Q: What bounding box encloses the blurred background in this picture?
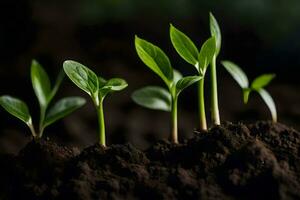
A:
[0,0,299,153]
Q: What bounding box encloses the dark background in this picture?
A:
[0,0,299,153]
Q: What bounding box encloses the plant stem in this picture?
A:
[171,96,178,143]
[97,98,106,147]
[198,78,207,130]
[27,121,37,138]
[210,55,220,125]
[38,106,46,138]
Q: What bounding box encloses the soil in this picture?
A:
[0,121,299,200]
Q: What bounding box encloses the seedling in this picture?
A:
[221,60,277,122]
[132,36,201,143]
[0,60,86,138]
[63,60,128,147]
[170,24,216,130]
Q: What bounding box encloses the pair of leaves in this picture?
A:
[170,13,220,75]
[221,61,275,93]
[132,75,201,112]
[63,60,128,105]
[221,60,277,122]
[0,95,86,130]
[132,72,201,112]
[170,25,216,75]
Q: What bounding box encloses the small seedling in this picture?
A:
[0,60,86,138]
[63,60,128,147]
[132,36,201,143]
[170,24,216,130]
[221,60,277,122]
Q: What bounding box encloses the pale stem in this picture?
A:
[211,55,220,125]
[27,120,37,138]
[38,106,46,138]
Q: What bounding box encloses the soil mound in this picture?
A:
[1,121,299,199]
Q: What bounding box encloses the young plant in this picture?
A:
[221,60,277,122]
[132,36,201,143]
[170,24,216,130]
[0,60,86,138]
[63,60,128,147]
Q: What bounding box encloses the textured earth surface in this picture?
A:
[0,121,299,200]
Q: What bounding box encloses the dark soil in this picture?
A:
[0,121,299,200]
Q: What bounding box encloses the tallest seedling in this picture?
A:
[170,12,221,129]
[209,12,222,125]
[170,25,216,130]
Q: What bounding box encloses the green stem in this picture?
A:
[210,55,220,125]
[97,98,106,147]
[171,96,178,143]
[38,106,46,138]
[198,78,207,130]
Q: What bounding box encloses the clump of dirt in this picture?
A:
[0,121,299,200]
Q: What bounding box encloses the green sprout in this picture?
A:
[132,36,201,143]
[0,60,86,138]
[63,60,128,147]
[170,24,216,131]
[221,60,277,122]
[209,12,222,125]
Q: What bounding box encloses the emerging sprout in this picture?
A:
[132,36,201,143]
[221,60,277,122]
[0,60,86,138]
[63,60,128,147]
[170,24,216,130]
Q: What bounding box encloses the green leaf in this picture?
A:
[104,78,128,91]
[63,60,99,98]
[31,60,52,107]
[257,89,277,122]
[221,60,249,89]
[135,36,173,86]
[132,86,171,112]
[170,24,199,66]
[209,12,222,55]
[176,76,202,95]
[44,97,86,127]
[198,37,216,74]
[0,95,32,124]
[100,78,128,97]
[251,74,276,90]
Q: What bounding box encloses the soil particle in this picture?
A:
[0,121,299,199]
